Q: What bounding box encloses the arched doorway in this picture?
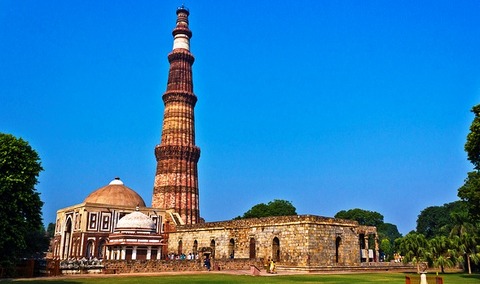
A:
[210,239,216,259]
[62,218,72,259]
[178,240,183,256]
[272,237,280,262]
[249,238,256,259]
[98,239,106,259]
[193,240,198,255]
[86,240,94,258]
[228,238,235,258]
[74,238,81,257]
[335,236,342,264]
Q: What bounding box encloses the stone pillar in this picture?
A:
[157,248,162,260]
[121,246,126,260]
[147,246,152,260]
[132,246,137,260]
[375,235,379,263]
[365,235,369,264]
[106,247,110,260]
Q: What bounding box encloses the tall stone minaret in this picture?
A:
[152,6,201,224]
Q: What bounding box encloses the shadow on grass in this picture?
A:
[459,273,480,280]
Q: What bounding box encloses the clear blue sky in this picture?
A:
[1,1,479,235]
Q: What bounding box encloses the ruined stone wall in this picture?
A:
[167,215,370,268]
[104,259,263,274]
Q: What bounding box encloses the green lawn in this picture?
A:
[5,272,480,284]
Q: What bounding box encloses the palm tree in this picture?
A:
[398,232,429,273]
[428,236,455,273]
[449,209,480,274]
[451,233,480,274]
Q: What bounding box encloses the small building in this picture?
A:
[106,210,165,260]
[167,215,378,269]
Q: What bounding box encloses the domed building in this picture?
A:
[51,178,169,260]
[106,210,165,260]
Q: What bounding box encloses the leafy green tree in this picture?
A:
[458,171,480,222]
[236,199,296,219]
[459,104,480,222]
[449,209,476,238]
[465,104,480,169]
[47,222,56,238]
[416,201,467,238]
[377,223,402,261]
[0,133,44,270]
[23,226,50,259]
[379,238,392,261]
[378,223,402,243]
[334,208,384,227]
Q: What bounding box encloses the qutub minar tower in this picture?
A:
[51,7,382,271]
[152,6,201,224]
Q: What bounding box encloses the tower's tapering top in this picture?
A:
[177,5,189,16]
[172,5,192,51]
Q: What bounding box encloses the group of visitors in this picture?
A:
[166,252,199,260]
[265,258,276,273]
[203,256,211,271]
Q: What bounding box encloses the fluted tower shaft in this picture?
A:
[152,6,200,224]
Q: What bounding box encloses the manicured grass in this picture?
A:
[6,272,480,284]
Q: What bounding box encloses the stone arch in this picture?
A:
[335,236,342,264]
[73,238,80,257]
[228,238,235,258]
[86,240,94,258]
[71,238,76,257]
[98,239,107,259]
[249,237,256,259]
[210,239,216,259]
[193,240,198,255]
[62,217,73,259]
[178,240,183,255]
[272,237,280,262]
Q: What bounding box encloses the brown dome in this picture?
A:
[84,178,146,207]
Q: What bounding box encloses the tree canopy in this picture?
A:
[465,105,480,170]
[235,199,297,219]
[334,208,384,227]
[416,201,467,239]
[0,133,44,267]
[459,104,480,222]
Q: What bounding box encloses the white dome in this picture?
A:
[116,211,156,231]
[109,178,124,185]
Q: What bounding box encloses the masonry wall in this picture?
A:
[104,259,263,274]
[167,215,371,268]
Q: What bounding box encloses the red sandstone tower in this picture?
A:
[152,6,201,224]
